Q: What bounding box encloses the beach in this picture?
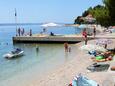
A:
[0,0,115,85]
[1,32,114,86]
[28,37,115,86]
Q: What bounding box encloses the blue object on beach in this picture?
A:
[77,75,98,86]
[72,79,77,86]
[88,51,97,56]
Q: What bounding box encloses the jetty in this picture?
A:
[12,33,115,44]
[12,34,92,43]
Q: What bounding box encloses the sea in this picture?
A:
[0,24,83,85]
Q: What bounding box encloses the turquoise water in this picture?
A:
[0,24,82,82]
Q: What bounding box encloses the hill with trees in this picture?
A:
[74,0,115,26]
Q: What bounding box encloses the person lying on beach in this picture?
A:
[91,51,113,62]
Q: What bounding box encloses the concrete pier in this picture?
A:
[13,33,115,43]
[13,34,94,43]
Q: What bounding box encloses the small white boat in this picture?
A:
[3,48,24,59]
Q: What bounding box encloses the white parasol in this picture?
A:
[80,44,107,52]
[96,38,112,45]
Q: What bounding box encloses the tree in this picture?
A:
[74,16,84,24]
[74,0,115,26]
[103,0,115,25]
[82,11,89,17]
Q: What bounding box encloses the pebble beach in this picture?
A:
[1,31,114,86]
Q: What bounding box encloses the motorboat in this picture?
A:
[3,48,24,59]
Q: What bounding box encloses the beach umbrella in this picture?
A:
[41,22,59,28]
[80,44,107,52]
[96,39,112,45]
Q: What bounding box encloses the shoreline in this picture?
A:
[27,33,115,86]
[30,37,115,86]
[1,32,115,86]
[26,32,115,86]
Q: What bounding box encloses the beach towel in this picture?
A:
[95,56,104,60]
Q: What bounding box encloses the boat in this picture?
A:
[3,48,24,59]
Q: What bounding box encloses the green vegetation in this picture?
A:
[74,0,115,26]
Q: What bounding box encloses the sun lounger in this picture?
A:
[87,63,110,72]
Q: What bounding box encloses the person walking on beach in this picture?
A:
[64,42,69,52]
[82,28,88,45]
[93,26,96,38]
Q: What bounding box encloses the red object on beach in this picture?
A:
[108,56,112,61]
[68,81,72,86]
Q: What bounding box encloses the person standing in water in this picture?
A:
[64,42,69,52]
[36,46,39,52]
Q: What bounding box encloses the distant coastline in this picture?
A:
[0,23,66,26]
[0,23,41,26]
[64,24,79,27]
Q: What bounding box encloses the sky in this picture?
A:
[0,0,103,23]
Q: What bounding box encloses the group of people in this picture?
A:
[82,26,96,45]
[16,28,25,36]
[64,26,96,52]
[16,28,32,36]
[89,49,114,62]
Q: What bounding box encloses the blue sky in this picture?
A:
[0,0,103,23]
